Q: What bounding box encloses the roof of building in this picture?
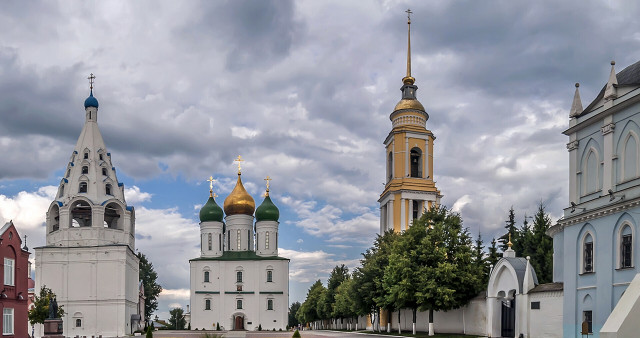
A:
[84,90,99,108]
[255,194,279,222]
[190,251,288,262]
[528,282,564,294]
[200,195,224,222]
[501,257,538,293]
[581,60,640,115]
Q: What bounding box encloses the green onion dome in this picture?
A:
[199,195,224,222]
[255,192,279,222]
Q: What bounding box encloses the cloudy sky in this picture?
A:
[1,0,639,319]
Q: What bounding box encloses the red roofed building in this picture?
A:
[0,221,30,337]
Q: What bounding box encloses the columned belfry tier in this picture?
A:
[379,10,442,235]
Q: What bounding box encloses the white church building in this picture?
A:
[34,79,141,337]
[189,168,289,331]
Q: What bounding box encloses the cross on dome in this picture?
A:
[207,176,216,197]
[234,155,244,174]
[88,73,95,90]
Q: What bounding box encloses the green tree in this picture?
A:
[473,232,489,285]
[288,301,301,328]
[487,237,501,268]
[499,206,517,251]
[518,214,536,258]
[297,280,325,325]
[168,307,186,330]
[333,277,357,329]
[531,202,554,283]
[138,252,163,321]
[319,264,349,322]
[401,206,483,334]
[146,325,153,338]
[28,286,65,326]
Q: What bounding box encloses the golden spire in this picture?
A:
[402,9,415,85]
[207,176,215,197]
[508,232,513,248]
[234,155,244,174]
[264,175,272,197]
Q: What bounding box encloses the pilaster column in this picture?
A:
[567,139,579,203]
[424,139,429,178]
[602,118,615,194]
[408,199,414,226]
[400,198,406,231]
[387,200,394,232]
[405,137,409,177]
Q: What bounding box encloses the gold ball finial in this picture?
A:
[507,232,513,248]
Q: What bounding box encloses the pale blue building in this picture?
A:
[549,60,640,337]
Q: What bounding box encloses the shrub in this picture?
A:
[146,325,153,338]
[292,329,301,338]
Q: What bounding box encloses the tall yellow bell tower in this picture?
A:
[379,11,441,234]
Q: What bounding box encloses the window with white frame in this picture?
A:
[4,258,14,286]
[205,299,211,310]
[2,308,13,335]
[621,225,633,268]
[75,318,82,327]
[267,270,273,282]
[236,271,243,283]
[267,299,274,310]
[204,271,210,283]
[237,299,243,309]
[583,233,594,273]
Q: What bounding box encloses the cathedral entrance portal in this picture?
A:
[234,315,244,330]
[500,298,515,337]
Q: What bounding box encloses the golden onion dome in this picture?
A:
[394,98,425,112]
[223,173,255,216]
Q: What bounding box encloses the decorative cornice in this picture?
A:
[601,122,616,135]
[549,197,640,236]
[566,140,579,151]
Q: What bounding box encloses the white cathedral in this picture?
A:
[189,168,289,331]
[34,80,142,337]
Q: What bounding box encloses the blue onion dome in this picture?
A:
[199,195,224,222]
[255,190,279,222]
[84,90,99,108]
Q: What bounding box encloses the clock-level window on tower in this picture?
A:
[410,148,422,178]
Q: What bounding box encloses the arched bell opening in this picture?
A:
[70,200,92,227]
[104,202,124,230]
[48,204,60,233]
[410,147,422,178]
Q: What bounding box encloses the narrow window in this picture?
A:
[105,184,112,195]
[102,167,107,176]
[237,299,243,309]
[267,299,274,310]
[219,233,222,251]
[237,230,241,250]
[410,148,422,178]
[208,233,212,251]
[76,318,82,327]
[256,233,259,250]
[59,185,64,198]
[248,229,250,249]
[205,299,211,310]
[228,231,230,250]
[3,258,14,286]
[84,152,89,159]
[99,154,103,161]
[267,270,273,282]
[584,234,594,273]
[2,308,13,335]
[583,311,593,334]
[412,200,419,220]
[265,232,270,250]
[66,169,71,178]
[82,166,89,174]
[387,152,393,182]
[204,271,210,283]
[236,271,243,283]
[622,226,633,268]
[79,182,88,193]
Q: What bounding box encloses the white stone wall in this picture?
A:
[34,245,139,337]
[528,291,563,338]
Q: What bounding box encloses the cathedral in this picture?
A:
[34,78,142,337]
[189,163,289,331]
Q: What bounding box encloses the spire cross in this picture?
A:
[213,193,218,198]
[234,155,244,174]
[88,73,95,90]
[406,8,412,23]
[207,176,216,197]
[264,176,272,191]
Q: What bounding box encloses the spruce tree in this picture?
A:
[473,232,489,285]
[487,238,501,268]
[499,206,517,251]
[531,202,554,283]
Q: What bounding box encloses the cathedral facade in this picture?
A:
[189,169,289,331]
[34,83,141,337]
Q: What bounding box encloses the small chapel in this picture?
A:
[188,163,289,331]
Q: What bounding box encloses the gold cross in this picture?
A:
[234,155,244,174]
[88,73,95,90]
[406,8,412,23]
[264,176,272,190]
[206,176,216,196]
[213,193,218,198]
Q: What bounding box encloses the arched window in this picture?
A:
[102,167,107,176]
[82,166,89,174]
[79,182,88,193]
[265,232,270,250]
[387,152,393,182]
[412,200,419,220]
[236,271,243,283]
[410,147,422,178]
[83,152,89,159]
[104,202,123,229]
[204,271,210,283]
[267,270,273,282]
[267,299,274,310]
[99,154,103,161]
[621,225,633,268]
[623,134,639,181]
[583,233,594,273]
[76,319,82,327]
[585,150,599,194]
[237,299,243,309]
[208,233,212,251]
[205,299,211,310]
[105,184,112,195]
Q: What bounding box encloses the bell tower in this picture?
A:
[379,11,441,234]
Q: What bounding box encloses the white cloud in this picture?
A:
[124,186,152,204]
[280,248,359,283]
[0,186,57,249]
